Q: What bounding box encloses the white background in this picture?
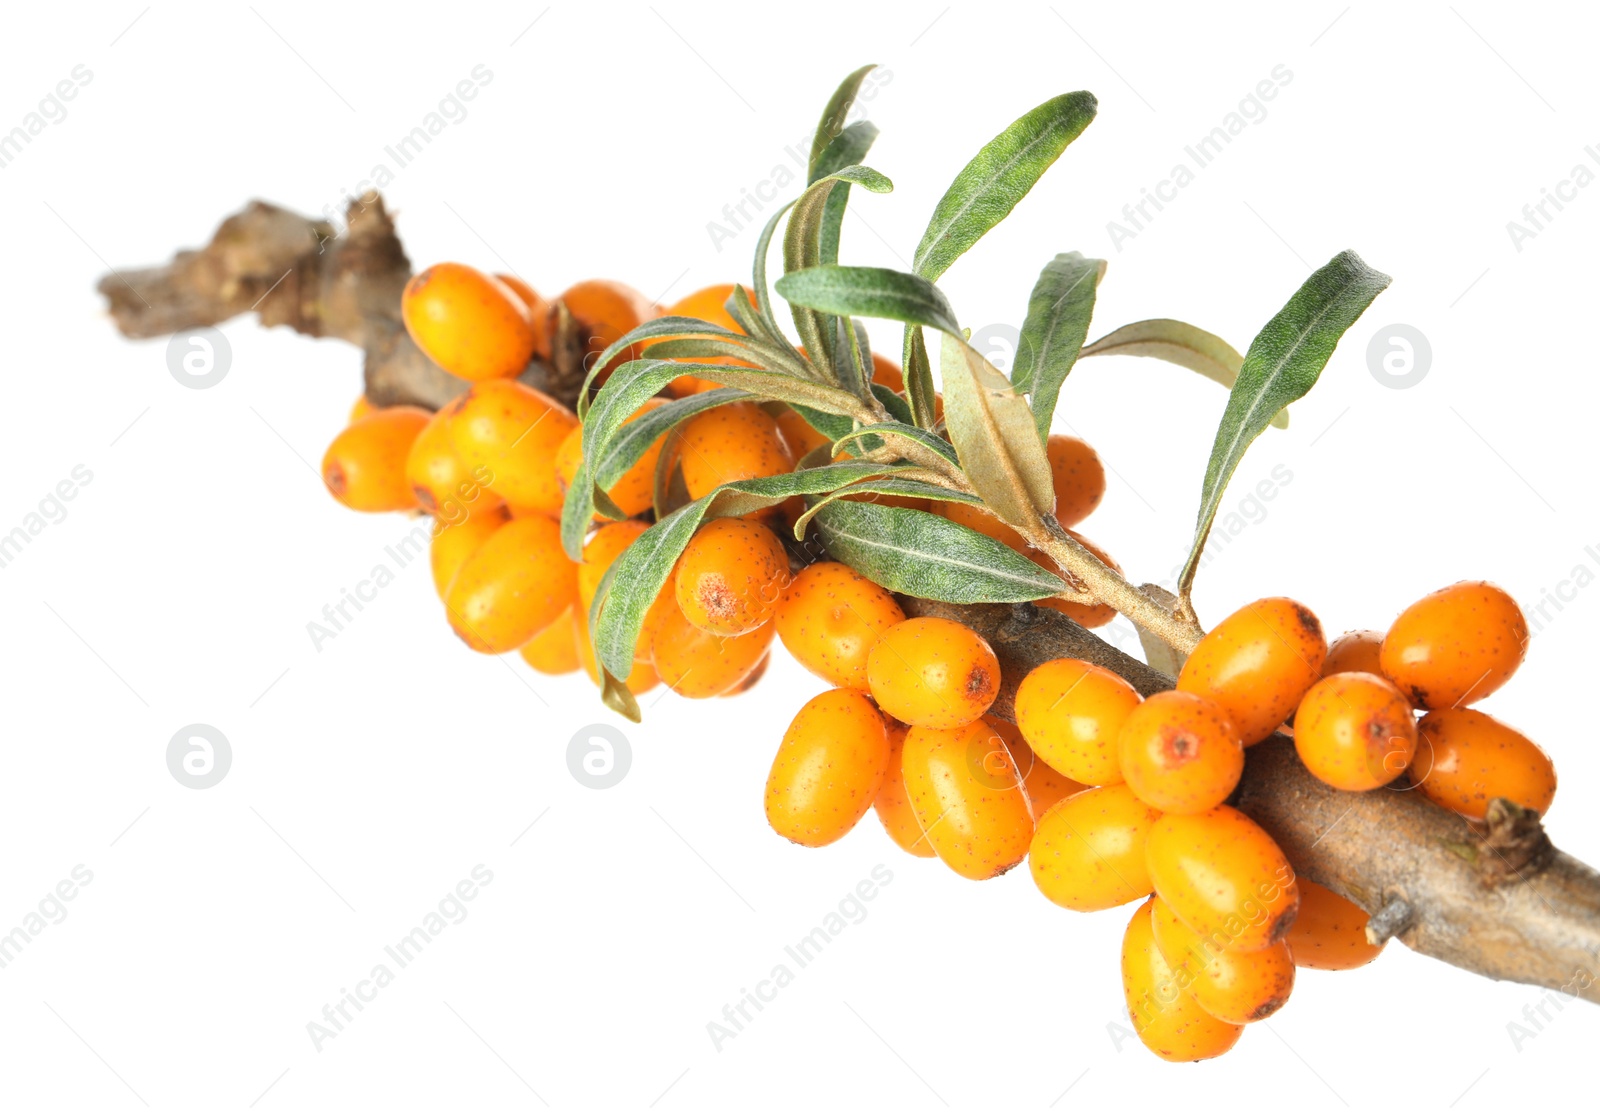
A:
[1,2,1596,1110]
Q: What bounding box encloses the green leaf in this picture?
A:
[1012,252,1105,442]
[1180,251,1391,594]
[816,123,879,273]
[938,332,1056,529]
[903,327,937,429]
[1079,318,1289,430]
[593,461,911,677]
[753,199,798,335]
[575,316,744,419]
[791,475,980,538]
[776,265,962,337]
[815,120,880,184]
[912,91,1098,282]
[593,387,749,489]
[869,383,915,427]
[809,64,878,181]
[832,421,957,464]
[811,500,1066,603]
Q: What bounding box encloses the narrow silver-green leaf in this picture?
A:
[776,265,962,337]
[593,461,910,678]
[809,64,878,180]
[903,327,937,429]
[1012,252,1105,442]
[869,383,915,427]
[939,332,1056,530]
[593,387,749,489]
[832,421,957,464]
[1180,251,1391,594]
[791,475,980,538]
[811,500,1066,603]
[575,316,743,419]
[753,199,798,335]
[912,91,1098,282]
[1079,318,1289,429]
[817,122,880,268]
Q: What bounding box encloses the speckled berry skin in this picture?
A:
[1121,898,1243,1062]
[322,407,431,513]
[649,596,774,698]
[446,514,577,654]
[1178,597,1326,745]
[677,402,794,500]
[1028,783,1159,912]
[866,617,1000,729]
[1322,628,1385,678]
[1150,894,1295,1024]
[442,379,577,515]
[1045,433,1106,527]
[765,688,892,847]
[674,517,790,636]
[1285,879,1383,971]
[1014,658,1141,786]
[402,262,536,382]
[902,719,1034,879]
[1117,690,1244,814]
[1145,805,1300,953]
[775,561,905,689]
[1294,672,1417,791]
[1409,708,1556,819]
[872,718,935,857]
[1380,581,1528,709]
[553,398,667,518]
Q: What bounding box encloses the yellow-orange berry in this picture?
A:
[573,605,659,695]
[1323,629,1385,678]
[442,379,578,515]
[1285,880,1383,971]
[1409,708,1557,819]
[1150,894,1294,1024]
[1380,581,1528,709]
[675,517,790,636]
[559,278,658,379]
[1028,783,1159,912]
[765,688,892,847]
[349,396,374,423]
[1146,806,1299,952]
[1121,898,1244,1062]
[1118,690,1243,814]
[1294,672,1417,791]
[553,398,668,518]
[1014,658,1140,786]
[402,263,535,382]
[429,505,511,600]
[1178,597,1325,745]
[775,406,832,462]
[901,720,1034,880]
[494,274,550,360]
[445,514,577,654]
[867,617,1000,729]
[322,406,431,512]
[775,561,905,689]
[518,608,581,675]
[872,719,935,857]
[406,406,502,521]
[578,520,648,619]
[1046,434,1105,528]
[678,402,794,500]
[991,719,1087,819]
[650,598,775,698]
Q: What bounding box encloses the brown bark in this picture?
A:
[100,196,1600,1006]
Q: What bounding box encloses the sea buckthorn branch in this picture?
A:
[902,595,1600,1005]
[103,196,1600,1004]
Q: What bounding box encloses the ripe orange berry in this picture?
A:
[1032,531,1121,629]
[1323,629,1385,678]
[901,719,1034,880]
[674,517,790,636]
[429,505,511,600]
[765,688,892,847]
[441,379,578,515]
[578,520,648,618]
[1409,708,1557,819]
[406,406,502,521]
[1046,434,1105,528]
[445,514,577,654]
[553,398,668,519]
[493,274,550,359]
[1146,806,1299,952]
[1178,597,1326,745]
[559,278,657,379]
[649,598,775,698]
[774,407,832,462]
[1285,879,1383,970]
[1121,898,1244,1062]
[1118,690,1243,814]
[656,283,758,396]
[1294,672,1417,791]
[573,605,659,695]
[774,561,906,690]
[1380,581,1528,709]
[1014,658,1141,786]
[349,396,374,423]
[322,406,431,512]
[721,651,771,696]
[867,617,1000,729]
[1028,783,1159,912]
[1150,894,1295,1024]
[992,719,1087,819]
[872,719,935,857]
[677,402,794,501]
[402,263,535,382]
[518,608,581,675]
